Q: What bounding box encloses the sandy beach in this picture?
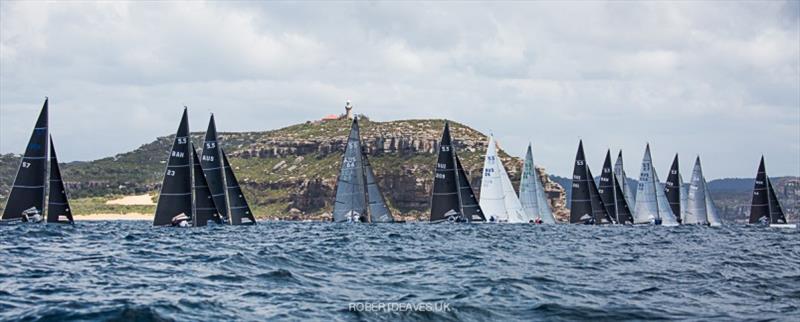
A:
[105,194,155,206]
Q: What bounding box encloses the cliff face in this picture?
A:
[0,117,568,220]
[222,118,568,220]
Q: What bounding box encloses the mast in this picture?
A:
[153,108,193,226]
[2,98,48,221]
[587,166,612,224]
[614,150,636,207]
[598,150,618,222]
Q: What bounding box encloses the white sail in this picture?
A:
[519,144,539,221]
[685,157,709,225]
[498,158,527,223]
[614,151,636,210]
[633,145,659,224]
[479,136,508,222]
[679,175,688,223]
[704,177,722,226]
[534,167,556,224]
[653,169,679,226]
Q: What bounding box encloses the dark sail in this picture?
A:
[192,143,221,227]
[153,108,193,226]
[362,152,394,223]
[332,118,368,222]
[767,178,787,224]
[430,122,463,222]
[598,150,631,224]
[664,154,682,223]
[749,156,770,224]
[570,141,593,224]
[46,138,73,224]
[2,98,48,220]
[222,149,256,225]
[456,156,485,222]
[200,114,228,223]
[587,166,613,224]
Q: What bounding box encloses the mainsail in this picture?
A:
[191,143,220,227]
[570,141,611,224]
[685,157,709,225]
[749,156,788,225]
[633,144,678,225]
[519,144,555,223]
[332,118,368,222]
[363,151,394,223]
[2,99,48,221]
[222,149,256,225]
[46,138,73,224]
[480,136,508,222]
[598,150,633,224]
[614,150,636,208]
[430,122,484,223]
[200,114,229,223]
[153,108,193,226]
[664,154,682,223]
[498,153,526,223]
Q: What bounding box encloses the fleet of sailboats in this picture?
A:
[1,100,795,228]
[152,109,256,227]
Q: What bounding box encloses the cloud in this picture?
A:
[1,1,798,179]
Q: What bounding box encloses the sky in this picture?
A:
[1,1,798,179]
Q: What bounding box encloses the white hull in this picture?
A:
[770,224,797,229]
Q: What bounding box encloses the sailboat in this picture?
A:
[2,98,73,224]
[332,118,395,223]
[569,141,614,224]
[632,144,679,226]
[199,115,255,226]
[664,154,683,224]
[153,108,194,227]
[430,122,486,223]
[598,150,634,224]
[749,156,793,228]
[685,156,722,226]
[614,150,636,209]
[479,136,526,223]
[519,144,556,224]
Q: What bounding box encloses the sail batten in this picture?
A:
[665,154,682,223]
[2,99,49,221]
[685,157,709,225]
[363,151,394,223]
[570,141,610,224]
[598,150,633,224]
[519,144,556,223]
[633,144,678,225]
[430,122,483,223]
[332,118,368,222]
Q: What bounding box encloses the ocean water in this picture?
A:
[0,222,798,322]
